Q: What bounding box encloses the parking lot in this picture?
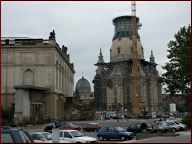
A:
[25,118,191,143]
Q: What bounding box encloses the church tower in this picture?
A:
[110,15,144,62]
[93,15,161,114]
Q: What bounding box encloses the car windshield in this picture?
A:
[116,127,125,132]
[70,131,84,137]
[42,133,52,140]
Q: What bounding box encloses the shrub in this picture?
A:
[2,107,14,123]
[182,115,191,128]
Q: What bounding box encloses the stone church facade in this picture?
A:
[1,30,75,123]
[93,15,162,114]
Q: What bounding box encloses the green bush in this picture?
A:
[182,115,191,128]
[2,107,14,123]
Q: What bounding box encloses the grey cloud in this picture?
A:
[2,2,191,90]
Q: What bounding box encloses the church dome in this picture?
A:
[75,76,91,92]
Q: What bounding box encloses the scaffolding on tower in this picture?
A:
[132,1,139,114]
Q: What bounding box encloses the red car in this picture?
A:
[60,122,81,131]
[44,122,81,133]
[82,123,101,132]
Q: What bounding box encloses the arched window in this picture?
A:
[23,69,34,85]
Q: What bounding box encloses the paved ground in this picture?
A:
[132,131,191,143]
[25,118,191,143]
[26,118,156,131]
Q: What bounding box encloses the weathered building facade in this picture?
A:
[1,30,75,123]
[93,16,161,114]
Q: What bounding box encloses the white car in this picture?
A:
[166,121,181,132]
[30,132,71,143]
[167,120,187,131]
[59,130,98,143]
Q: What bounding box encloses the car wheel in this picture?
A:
[171,128,176,132]
[98,136,104,141]
[121,136,126,141]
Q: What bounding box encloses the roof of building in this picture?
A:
[75,76,91,92]
[112,15,139,23]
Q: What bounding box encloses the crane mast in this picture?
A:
[132,1,139,113]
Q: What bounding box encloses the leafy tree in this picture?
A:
[161,25,191,111]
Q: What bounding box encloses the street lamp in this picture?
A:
[116,103,121,122]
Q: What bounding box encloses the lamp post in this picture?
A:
[116,103,121,122]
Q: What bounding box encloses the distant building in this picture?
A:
[161,94,186,112]
[64,76,95,121]
[93,15,162,114]
[1,30,75,123]
[75,76,94,104]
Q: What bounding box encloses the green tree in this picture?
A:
[161,25,191,111]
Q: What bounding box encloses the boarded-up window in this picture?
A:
[23,70,34,85]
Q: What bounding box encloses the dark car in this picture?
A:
[97,126,134,141]
[44,122,61,133]
[1,126,34,143]
[127,123,147,135]
[82,123,101,132]
[124,114,134,119]
[111,114,124,120]
[104,115,110,120]
[44,122,81,133]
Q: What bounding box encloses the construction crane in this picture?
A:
[132,1,139,113]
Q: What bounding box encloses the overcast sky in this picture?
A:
[2,1,191,91]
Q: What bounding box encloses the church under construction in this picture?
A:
[93,15,162,115]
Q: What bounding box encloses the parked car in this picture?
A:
[30,132,52,143]
[146,122,169,132]
[82,123,101,132]
[44,122,62,133]
[97,126,134,141]
[156,121,169,132]
[104,115,111,120]
[166,121,181,132]
[166,120,187,131]
[1,126,34,143]
[124,114,134,119]
[111,114,124,119]
[156,112,170,118]
[127,123,147,135]
[59,122,81,131]
[59,130,98,143]
[44,122,81,133]
[167,117,176,120]
[30,132,71,143]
